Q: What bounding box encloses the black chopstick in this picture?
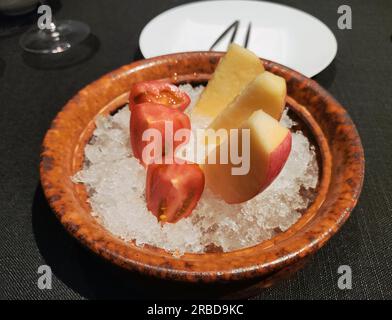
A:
[209,20,239,51]
[244,22,252,48]
[209,20,252,50]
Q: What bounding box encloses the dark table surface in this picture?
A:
[1,0,391,300]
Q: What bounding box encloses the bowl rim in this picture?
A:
[40,51,365,282]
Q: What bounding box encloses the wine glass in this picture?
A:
[19,1,90,54]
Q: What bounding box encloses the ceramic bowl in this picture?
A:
[40,52,364,285]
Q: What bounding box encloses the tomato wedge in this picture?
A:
[146,162,205,223]
[129,80,191,112]
[130,102,191,166]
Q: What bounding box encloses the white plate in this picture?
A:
[139,0,337,77]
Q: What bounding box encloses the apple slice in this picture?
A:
[203,110,291,204]
[193,43,265,118]
[208,71,287,134]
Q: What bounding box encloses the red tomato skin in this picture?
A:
[129,80,191,112]
[130,103,191,166]
[146,163,205,223]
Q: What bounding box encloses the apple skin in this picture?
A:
[259,131,292,195]
[203,126,292,204]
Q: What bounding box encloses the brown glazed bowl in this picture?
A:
[40,52,364,287]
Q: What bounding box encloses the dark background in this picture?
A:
[0,0,391,300]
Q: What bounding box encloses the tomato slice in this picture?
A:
[129,80,191,112]
[130,102,191,166]
[146,162,205,223]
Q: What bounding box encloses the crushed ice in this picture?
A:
[72,84,318,254]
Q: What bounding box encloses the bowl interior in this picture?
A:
[40,52,364,282]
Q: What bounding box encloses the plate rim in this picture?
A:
[139,0,338,77]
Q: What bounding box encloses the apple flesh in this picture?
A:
[203,110,292,204]
[193,43,265,118]
[208,71,287,134]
